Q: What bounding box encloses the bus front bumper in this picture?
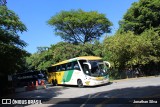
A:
[84,78,109,86]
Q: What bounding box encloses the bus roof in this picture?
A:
[52,56,102,66]
[77,56,102,60]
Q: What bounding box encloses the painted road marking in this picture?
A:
[80,93,102,107]
[80,94,92,107]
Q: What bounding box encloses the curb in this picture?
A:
[111,75,159,82]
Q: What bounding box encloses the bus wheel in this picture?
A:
[77,79,84,88]
[52,80,55,86]
[55,80,58,86]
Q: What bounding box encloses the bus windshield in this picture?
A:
[88,60,108,77]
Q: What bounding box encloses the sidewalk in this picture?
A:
[111,75,160,82]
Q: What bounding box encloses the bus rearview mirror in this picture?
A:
[83,62,91,69]
[103,61,111,68]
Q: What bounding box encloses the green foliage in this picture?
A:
[0,6,27,47]
[119,0,160,34]
[26,0,160,78]
[103,29,160,71]
[48,9,112,44]
[104,32,134,69]
[26,41,104,70]
[0,0,7,6]
[108,69,127,80]
[0,6,28,75]
[26,47,53,71]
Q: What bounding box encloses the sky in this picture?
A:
[7,0,138,54]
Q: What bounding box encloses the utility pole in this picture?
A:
[0,0,7,6]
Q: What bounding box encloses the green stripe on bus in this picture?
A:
[63,71,68,82]
[62,70,74,82]
[65,70,74,82]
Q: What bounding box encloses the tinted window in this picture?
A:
[48,66,56,73]
[79,60,87,71]
[56,65,61,71]
[79,60,90,75]
[61,64,66,71]
[73,61,80,70]
[66,62,72,70]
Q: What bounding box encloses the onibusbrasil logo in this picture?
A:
[2,99,42,105]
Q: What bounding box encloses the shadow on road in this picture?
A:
[6,86,68,99]
[1,84,160,107]
[47,85,160,107]
[0,86,69,107]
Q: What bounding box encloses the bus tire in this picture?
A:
[55,79,58,86]
[52,79,55,86]
[77,79,84,88]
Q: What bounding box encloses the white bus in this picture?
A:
[47,56,110,87]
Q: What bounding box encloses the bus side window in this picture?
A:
[48,67,52,73]
[73,61,80,70]
[61,64,66,71]
[83,65,90,74]
[48,66,56,73]
[79,60,87,71]
[53,66,56,72]
[66,62,72,70]
[79,60,90,75]
[56,65,61,72]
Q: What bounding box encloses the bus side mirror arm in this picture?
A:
[104,61,111,68]
[83,62,91,69]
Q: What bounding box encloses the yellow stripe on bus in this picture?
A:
[52,56,102,66]
[77,56,102,60]
[55,71,65,84]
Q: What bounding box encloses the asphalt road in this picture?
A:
[3,76,160,107]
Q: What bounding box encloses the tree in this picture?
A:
[103,32,135,70]
[103,29,160,76]
[119,0,160,34]
[0,6,28,74]
[0,5,28,96]
[26,41,105,71]
[26,49,53,71]
[0,0,7,6]
[48,9,112,44]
